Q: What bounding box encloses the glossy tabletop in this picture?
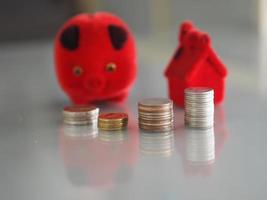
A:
[1,28,267,199]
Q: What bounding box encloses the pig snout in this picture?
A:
[84,76,106,92]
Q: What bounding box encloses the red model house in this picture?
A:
[165,21,228,107]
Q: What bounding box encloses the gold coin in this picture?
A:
[98,126,127,131]
[98,112,128,130]
[98,118,128,124]
[98,113,128,122]
[98,123,127,129]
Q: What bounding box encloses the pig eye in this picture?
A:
[106,63,117,72]
[73,66,83,76]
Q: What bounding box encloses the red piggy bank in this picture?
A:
[54,12,137,104]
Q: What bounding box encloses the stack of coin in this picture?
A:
[184,87,214,128]
[138,98,174,132]
[98,113,128,131]
[63,105,99,125]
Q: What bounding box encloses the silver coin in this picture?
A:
[184,87,215,129]
[185,121,214,128]
[63,105,99,116]
[139,124,174,132]
[63,119,96,125]
[138,98,173,108]
[138,98,174,132]
[63,105,99,126]
[185,104,213,108]
[138,110,173,114]
[185,115,214,120]
[139,114,173,119]
[185,87,214,95]
[63,115,98,121]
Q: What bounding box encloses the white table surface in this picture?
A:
[1,27,267,199]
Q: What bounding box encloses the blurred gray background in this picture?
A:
[0,0,260,42]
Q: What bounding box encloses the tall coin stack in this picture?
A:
[63,105,99,125]
[138,98,174,132]
[184,87,214,128]
[98,113,128,131]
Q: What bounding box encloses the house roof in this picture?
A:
[165,22,227,81]
[165,46,227,81]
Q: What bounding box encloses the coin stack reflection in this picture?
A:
[184,88,214,128]
[140,131,174,157]
[63,105,99,125]
[98,131,127,144]
[138,98,174,132]
[186,128,215,164]
[62,123,98,138]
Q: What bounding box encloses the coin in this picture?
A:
[184,87,214,129]
[63,105,99,114]
[98,113,128,121]
[185,87,214,95]
[138,98,173,107]
[139,123,174,132]
[98,112,128,131]
[138,98,174,132]
[63,105,99,125]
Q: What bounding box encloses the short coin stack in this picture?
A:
[184,87,214,128]
[98,113,128,131]
[63,105,99,125]
[138,98,174,132]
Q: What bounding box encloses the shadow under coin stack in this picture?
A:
[98,113,128,131]
[63,105,99,125]
[138,98,174,132]
[184,88,214,128]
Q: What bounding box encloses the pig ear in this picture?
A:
[108,25,128,50]
[60,25,80,50]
